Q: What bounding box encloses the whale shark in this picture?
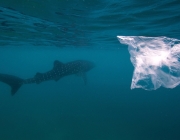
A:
[0,60,95,95]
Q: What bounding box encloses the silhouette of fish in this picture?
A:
[0,60,95,95]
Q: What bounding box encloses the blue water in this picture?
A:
[0,0,180,140]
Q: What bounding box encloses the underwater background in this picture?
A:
[0,0,180,140]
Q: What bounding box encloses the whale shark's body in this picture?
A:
[0,60,95,95]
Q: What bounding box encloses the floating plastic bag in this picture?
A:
[117,36,180,90]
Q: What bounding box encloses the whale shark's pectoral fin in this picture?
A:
[77,72,87,85]
[82,72,87,85]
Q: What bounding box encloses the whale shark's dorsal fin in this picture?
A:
[35,72,43,78]
[53,60,64,69]
[53,60,64,81]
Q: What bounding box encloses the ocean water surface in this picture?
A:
[0,0,180,140]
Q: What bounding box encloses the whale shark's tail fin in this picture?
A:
[0,74,24,95]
